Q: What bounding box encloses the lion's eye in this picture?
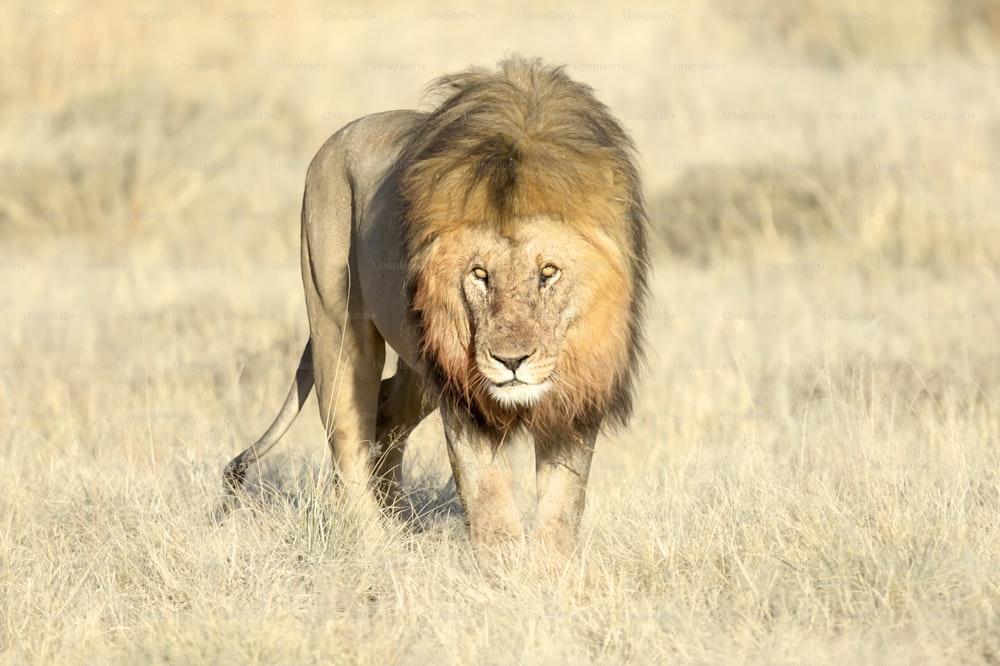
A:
[539,264,560,284]
[472,266,489,281]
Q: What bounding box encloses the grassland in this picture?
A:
[1,1,999,663]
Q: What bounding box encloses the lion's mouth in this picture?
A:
[486,378,551,408]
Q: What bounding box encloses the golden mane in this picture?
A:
[398,56,648,432]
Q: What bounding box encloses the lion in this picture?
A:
[224,56,648,560]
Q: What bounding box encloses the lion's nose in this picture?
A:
[491,352,532,372]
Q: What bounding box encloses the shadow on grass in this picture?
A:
[211,452,463,536]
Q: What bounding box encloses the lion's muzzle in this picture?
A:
[478,348,555,408]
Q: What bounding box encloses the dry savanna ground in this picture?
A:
[2,1,999,663]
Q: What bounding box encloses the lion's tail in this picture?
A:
[223,339,314,494]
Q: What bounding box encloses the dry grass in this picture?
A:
[2,1,999,664]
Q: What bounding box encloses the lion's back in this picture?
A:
[307,110,428,367]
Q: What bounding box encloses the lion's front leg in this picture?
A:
[373,361,432,515]
[442,411,524,560]
[531,427,596,559]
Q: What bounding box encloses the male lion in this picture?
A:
[225,56,647,559]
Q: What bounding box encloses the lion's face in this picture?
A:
[460,218,578,408]
[414,214,633,424]
[401,60,647,433]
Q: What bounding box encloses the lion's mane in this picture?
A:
[398,56,648,432]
